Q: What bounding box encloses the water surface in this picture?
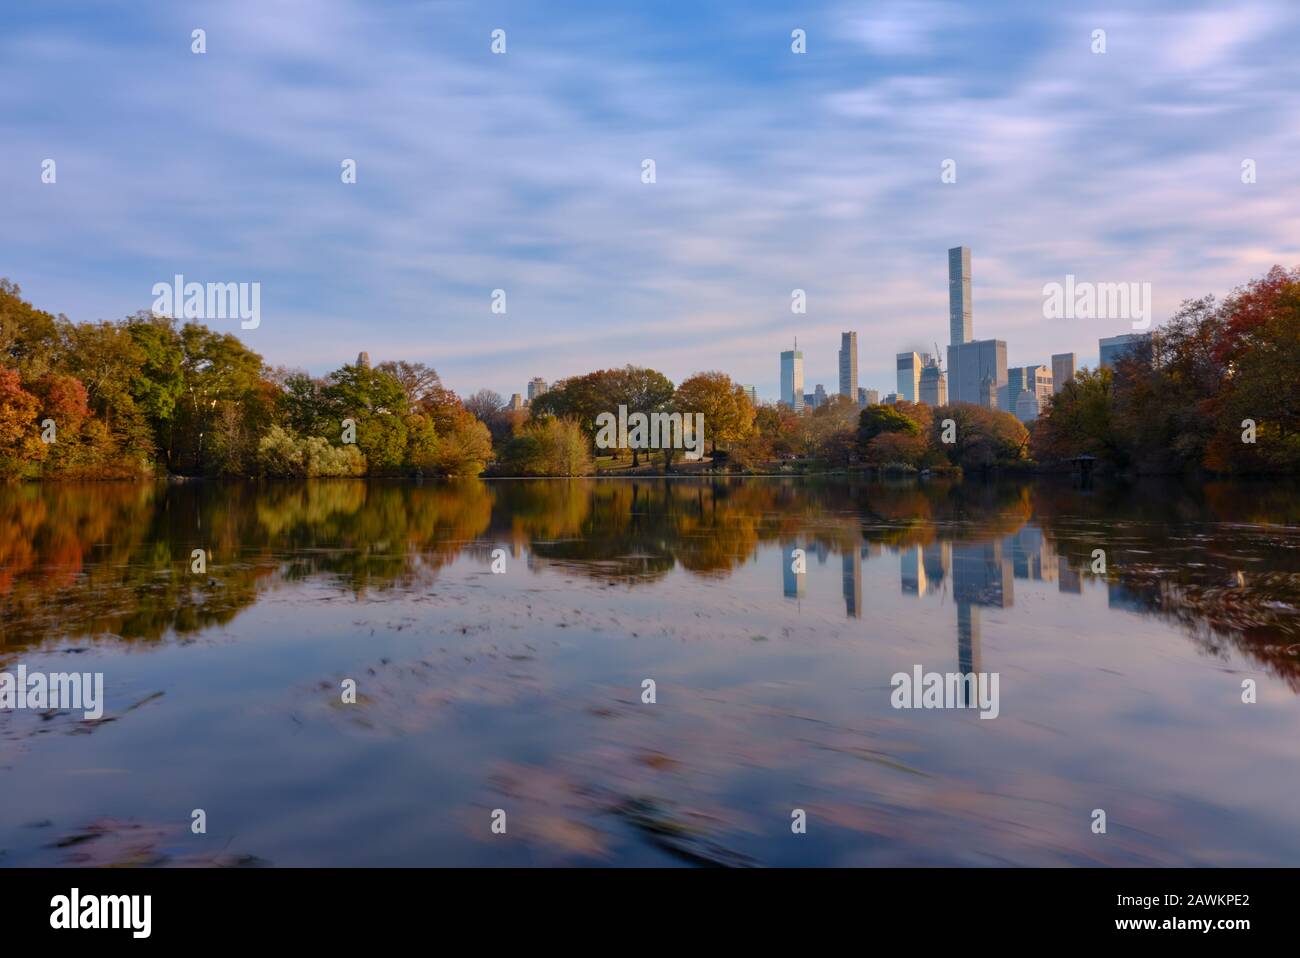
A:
[2,477,1299,866]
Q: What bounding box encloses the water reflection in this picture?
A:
[3,477,1300,866]
[4,477,1300,681]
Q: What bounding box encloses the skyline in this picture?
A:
[3,0,1299,400]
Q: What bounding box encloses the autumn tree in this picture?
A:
[674,371,754,458]
[0,367,45,476]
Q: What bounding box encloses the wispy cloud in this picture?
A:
[1,0,1297,399]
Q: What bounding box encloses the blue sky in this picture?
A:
[3,0,1298,400]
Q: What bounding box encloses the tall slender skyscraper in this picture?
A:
[838,332,858,399]
[780,342,804,410]
[948,246,972,345]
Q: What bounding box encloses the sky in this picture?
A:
[2,0,1299,401]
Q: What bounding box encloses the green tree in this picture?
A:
[322,363,410,473]
[125,312,185,468]
[0,279,63,378]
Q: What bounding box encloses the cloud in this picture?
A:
[0,0,1298,398]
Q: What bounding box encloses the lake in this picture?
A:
[2,476,1299,866]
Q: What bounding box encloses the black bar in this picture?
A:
[2,867,1285,944]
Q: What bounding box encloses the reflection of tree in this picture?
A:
[5,477,1300,689]
[0,481,267,649]
[1031,478,1300,687]
[0,480,495,653]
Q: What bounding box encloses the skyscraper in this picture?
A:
[919,357,948,406]
[1051,353,1077,394]
[1006,364,1052,421]
[780,344,804,410]
[743,385,758,406]
[527,377,549,402]
[943,245,1005,407]
[896,351,923,402]
[949,246,972,345]
[947,338,1007,407]
[863,388,880,406]
[1099,333,1152,370]
[813,383,828,409]
[838,332,858,399]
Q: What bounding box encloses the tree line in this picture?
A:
[3,263,1295,480]
[1032,265,1300,475]
[0,280,492,479]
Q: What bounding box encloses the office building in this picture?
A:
[980,376,999,409]
[862,388,880,406]
[780,345,804,410]
[919,357,948,406]
[948,338,1007,408]
[884,392,899,405]
[1015,390,1042,422]
[949,246,973,345]
[1051,353,1077,394]
[814,384,828,408]
[508,393,524,411]
[742,385,758,407]
[1099,333,1152,370]
[527,377,549,402]
[896,351,925,403]
[839,332,858,399]
[1006,364,1052,422]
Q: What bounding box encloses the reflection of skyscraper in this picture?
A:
[1007,525,1053,580]
[923,541,950,588]
[956,604,982,707]
[952,539,991,709]
[1058,556,1082,593]
[900,545,927,595]
[782,542,805,599]
[842,549,862,618]
[952,541,1013,608]
[1107,582,1148,612]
